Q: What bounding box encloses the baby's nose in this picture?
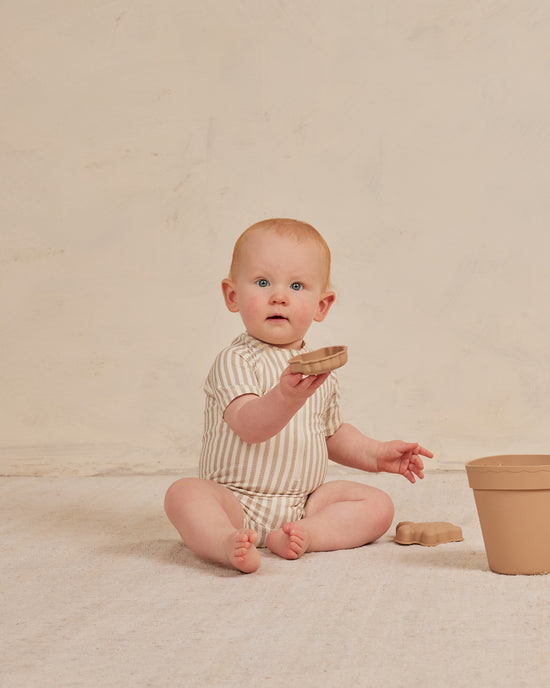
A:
[270,288,288,304]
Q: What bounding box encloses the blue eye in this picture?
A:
[290,282,303,291]
[256,279,270,288]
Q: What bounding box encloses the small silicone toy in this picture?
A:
[288,346,348,375]
[394,521,464,547]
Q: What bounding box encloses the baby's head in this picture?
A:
[228,218,332,291]
[222,218,335,349]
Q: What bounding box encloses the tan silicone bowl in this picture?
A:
[288,345,348,375]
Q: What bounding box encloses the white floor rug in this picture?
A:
[1,468,548,687]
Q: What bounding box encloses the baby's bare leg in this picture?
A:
[266,480,394,560]
[164,478,261,573]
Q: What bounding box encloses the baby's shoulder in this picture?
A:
[210,333,262,373]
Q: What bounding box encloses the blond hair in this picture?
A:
[229,218,332,289]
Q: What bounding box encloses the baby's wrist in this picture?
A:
[273,383,305,413]
[372,440,385,472]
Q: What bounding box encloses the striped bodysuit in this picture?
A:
[199,332,343,546]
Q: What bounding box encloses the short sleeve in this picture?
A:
[204,345,261,413]
[324,374,344,437]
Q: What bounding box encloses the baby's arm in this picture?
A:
[224,368,331,444]
[326,423,432,483]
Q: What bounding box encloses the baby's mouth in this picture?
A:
[267,315,288,321]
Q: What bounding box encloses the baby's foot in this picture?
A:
[226,529,261,573]
[266,522,310,560]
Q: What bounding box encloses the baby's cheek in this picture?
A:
[247,295,264,314]
[240,295,265,325]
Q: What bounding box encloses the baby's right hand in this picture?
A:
[279,366,331,404]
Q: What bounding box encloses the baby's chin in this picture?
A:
[248,329,305,350]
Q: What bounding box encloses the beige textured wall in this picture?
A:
[2,1,549,475]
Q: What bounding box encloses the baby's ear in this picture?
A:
[221,278,240,313]
[314,291,336,322]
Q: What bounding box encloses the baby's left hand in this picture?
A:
[376,441,433,483]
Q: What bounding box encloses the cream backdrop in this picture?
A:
[2,1,549,475]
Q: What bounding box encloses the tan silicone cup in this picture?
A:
[288,346,348,375]
[466,455,550,574]
[395,521,464,547]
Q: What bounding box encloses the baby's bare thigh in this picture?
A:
[304,480,393,516]
[166,477,246,530]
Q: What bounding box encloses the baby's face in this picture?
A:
[223,232,334,349]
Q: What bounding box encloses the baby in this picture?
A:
[165,218,432,573]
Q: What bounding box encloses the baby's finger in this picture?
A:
[412,464,425,479]
[414,453,425,468]
[404,469,417,484]
[412,455,425,477]
[281,366,306,387]
[302,371,330,389]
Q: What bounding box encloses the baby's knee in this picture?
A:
[382,491,395,527]
[164,477,200,513]
[373,489,394,534]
